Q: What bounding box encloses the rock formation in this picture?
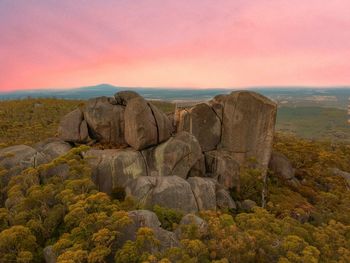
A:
[2,90,278,214]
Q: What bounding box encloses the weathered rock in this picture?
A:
[175,214,208,239]
[0,145,45,186]
[177,103,221,151]
[35,139,72,160]
[114,90,141,106]
[205,150,240,191]
[142,131,202,178]
[329,168,350,189]
[208,94,227,123]
[187,177,216,210]
[117,210,179,252]
[43,246,57,263]
[58,108,89,143]
[188,155,206,177]
[240,199,257,212]
[269,152,295,180]
[35,139,72,180]
[84,97,125,145]
[126,176,199,213]
[84,148,147,194]
[148,103,173,143]
[124,97,171,150]
[220,91,277,172]
[216,189,236,210]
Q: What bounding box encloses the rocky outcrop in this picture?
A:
[220,91,277,172]
[84,97,126,145]
[124,97,172,150]
[58,108,89,143]
[205,150,240,191]
[142,131,203,178]
[176,103,221,151]
[126,176,199,213]
[84,148,147,194]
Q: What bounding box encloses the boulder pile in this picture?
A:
[0,90,278,214]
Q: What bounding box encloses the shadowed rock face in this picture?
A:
[124,97,172,150]
[205,150,240,191]
[220,91,277,172]
[58,108,89,143]
[84,97,126,145]
[269,151,297,182]
[84,148,147,194]
[187,177,217,211]
[114,90,141,106]
[177,103,221,151]
[142,131,203,178]
[126,176,199,213]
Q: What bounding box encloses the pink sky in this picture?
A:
[0,0,349,91]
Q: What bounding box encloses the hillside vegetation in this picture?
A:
[0,98,349,262]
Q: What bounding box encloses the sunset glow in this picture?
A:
[0,0,349,91]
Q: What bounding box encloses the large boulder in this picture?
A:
[175,214,208,239]
[220,91,277,172]
[117,210,179,252]
[142,131,202,178]
[0,145,45,187]
[126,176,199,213]
[205,150,240,191]
[187,177,217,210]
[269,151,300,187]
[176,103,221,151]
[216,189,236,210]
[43,246,57,263]
[124,97,172,150]
[84,148,147,194]
[34,139,72,181]
[35,139,72,160]
[58,108,89,143]
[83,97,126,146]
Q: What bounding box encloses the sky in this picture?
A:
[0,0,349,91]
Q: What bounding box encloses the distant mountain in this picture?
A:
[0,84,233,101]
[1,84,350,108]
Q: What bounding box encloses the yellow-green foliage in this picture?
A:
[153,205,183,231]
[271,133,350,226]
[0,98,82,147]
